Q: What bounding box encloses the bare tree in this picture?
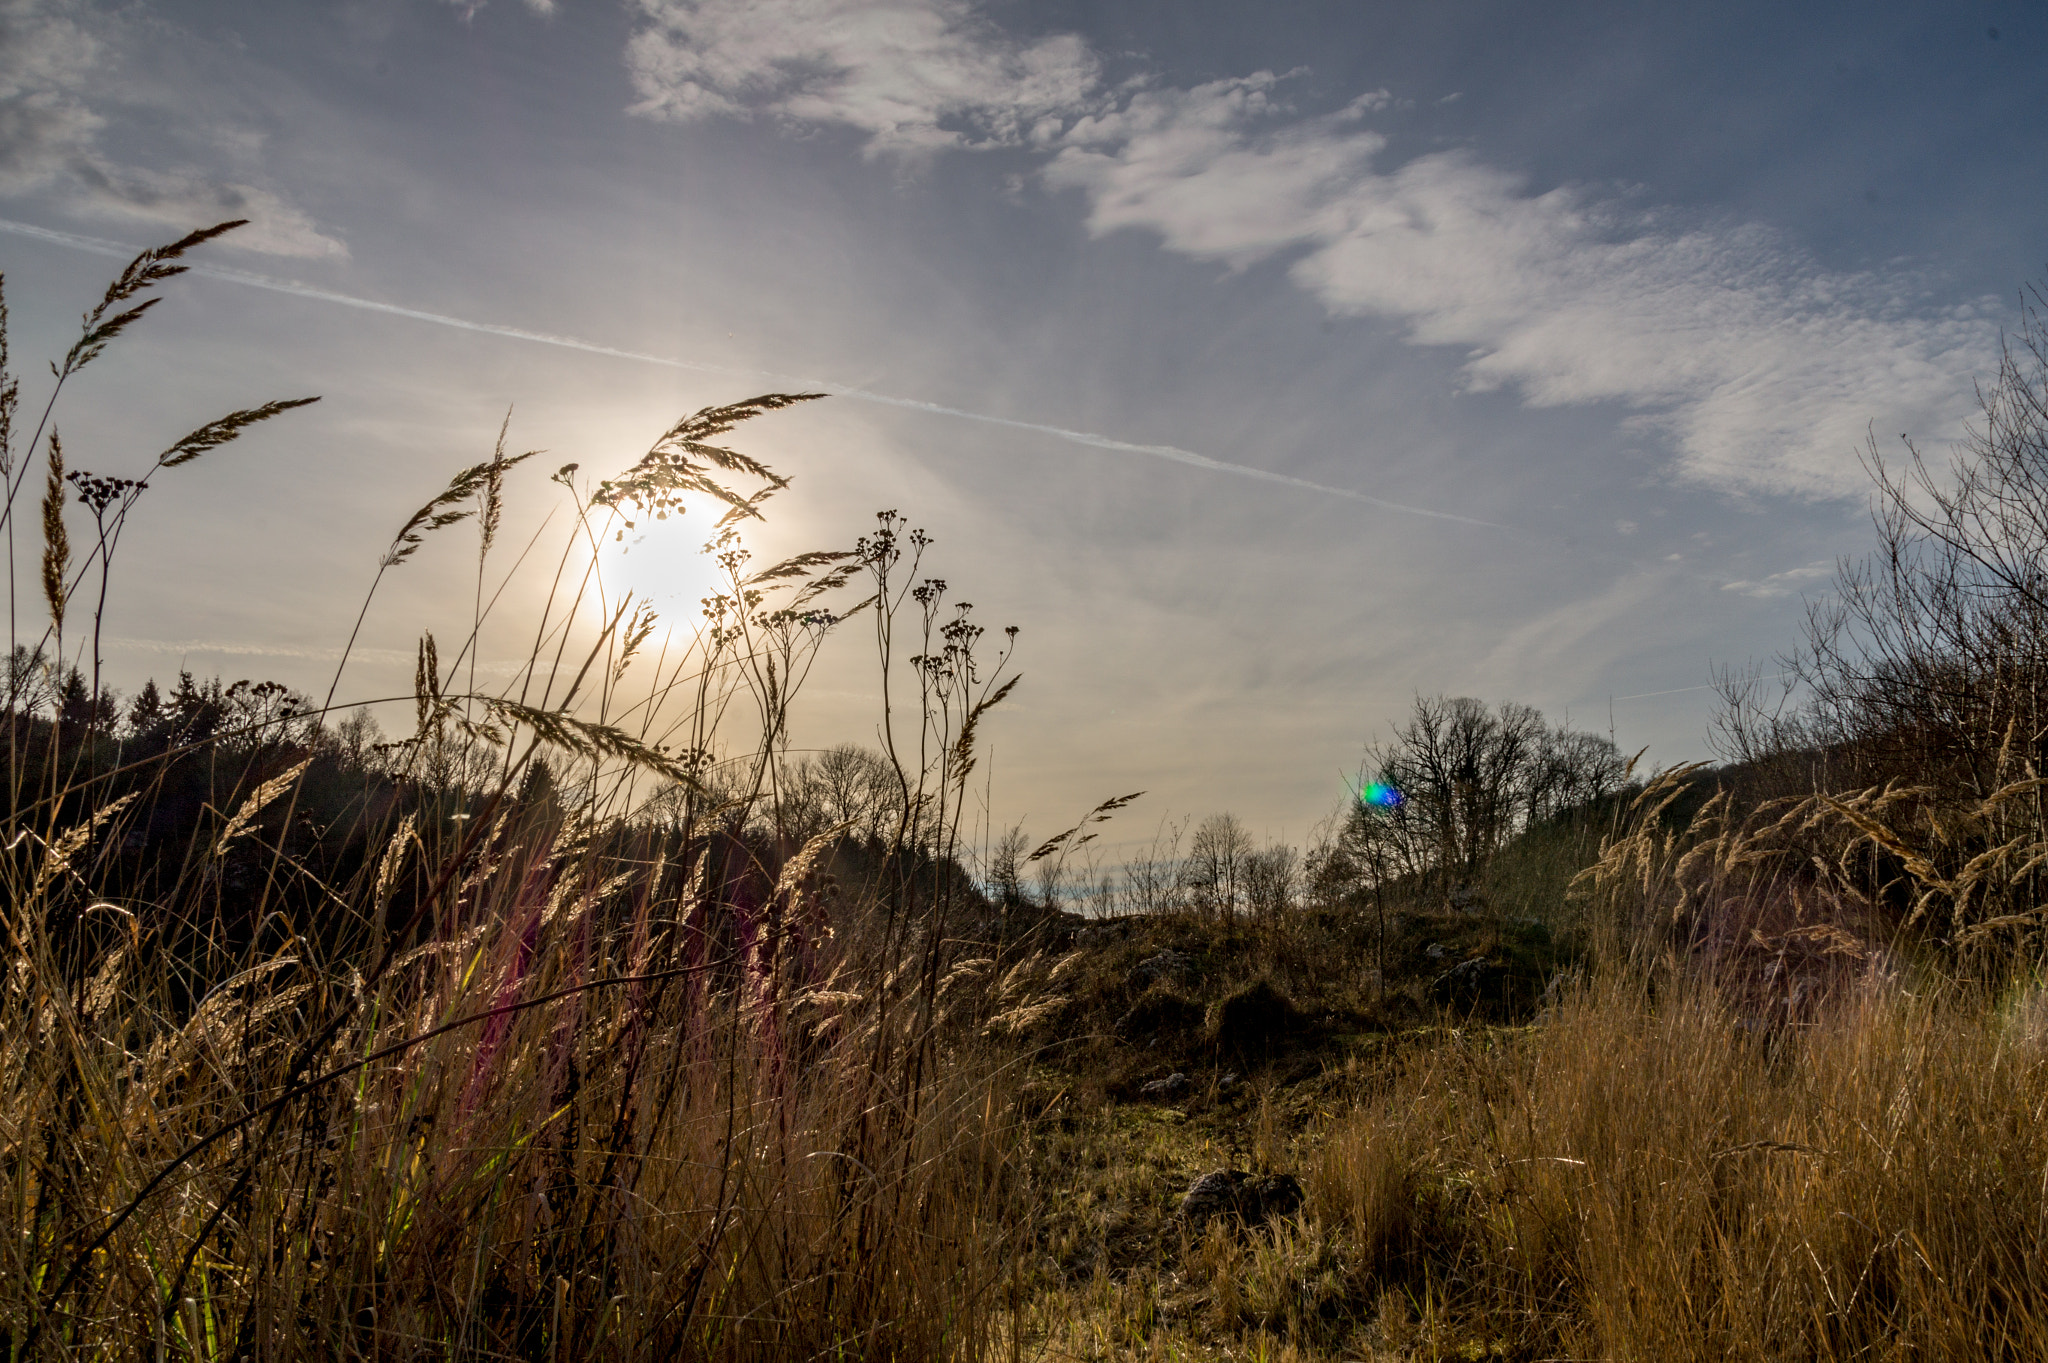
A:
[1526,726,1630,825]
[5,645,54,718]
[1707,279,2048,818]
[986,820,1030,908]
[1244,842,1299,926]
[1115,816,1189,916]
[1346,695,1625,901]
[330,706,386,768]
[798,743,903,842]
[1188,812,1253,927]
[1377,696,1533,885]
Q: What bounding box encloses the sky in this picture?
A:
[1,0,2044,857]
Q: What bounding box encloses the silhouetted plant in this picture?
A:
[0,225,1034,1361]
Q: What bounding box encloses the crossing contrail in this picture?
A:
[1,216,1502,529]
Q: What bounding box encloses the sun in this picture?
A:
[596,503,726,626]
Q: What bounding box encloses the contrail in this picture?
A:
[1613,669,1795,702]
[1612,681,1719,701]
[104,635,406,664]
[105,635,530,676]
[1,215,1500,529]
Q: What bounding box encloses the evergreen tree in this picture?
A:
[126,678,165,738]
[56,666,118,735]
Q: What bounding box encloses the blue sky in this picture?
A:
[2,0,2043,850]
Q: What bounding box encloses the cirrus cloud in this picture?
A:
[1720,560,1835,599]
[1045,74,1992,499]
[0,0,345,258]
[625,0,1102,156]
[618,0,1995,500]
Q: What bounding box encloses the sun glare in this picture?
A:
[598,506,724,626]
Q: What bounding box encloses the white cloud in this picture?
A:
[625,0,1101,156]
[612,3,1996,499]
[1053,75,1381,268]
[0,0,345,258]
[1046,76,1992,499]
[444,0,558,17]
[64,160,345,259]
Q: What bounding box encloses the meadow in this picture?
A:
[6,224,2048,1362]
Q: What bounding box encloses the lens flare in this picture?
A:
[1363,782,1406,809]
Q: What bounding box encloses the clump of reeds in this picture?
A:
[0,225,1032,1359]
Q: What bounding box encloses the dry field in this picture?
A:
[8,227,2048,1362]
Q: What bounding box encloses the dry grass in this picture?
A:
[1020,768,2048,1362]
[1330,972,2048,1361]
[0,227,1032,1360]
[14,224,2048,1363]
[2,829,1024,1359]
[1025,973,2048,1362]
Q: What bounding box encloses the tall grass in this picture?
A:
[17,222,2048,1363]
[1029,766,2048,1361]
[0,225,1032,1358]
[1277,972,2048,1361]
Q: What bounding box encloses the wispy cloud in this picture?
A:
[1720,560,1835,599]
[1472,562,1685,700]
[1046,75,1993,500]
[107,636,409,665]
[0,0,101,194]
[616,2,1997,501]
[108,636,535,679]
[2,215,1493,527]
[0,0,344,257]
[445,0,558,17]
[625,0,1101,156]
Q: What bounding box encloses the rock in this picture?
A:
[1429,955,1544,1018]
[1218,1070,1242,1092]
[1179,1170,1248,1228]
[1448,882,1485,915]
[1129,948,1195,989]
[1430,956,1497,1007]
[1255,1172,1304,1221]
[1536,969,1582,1021]
[1140,1072,1192,1101]
[1424,942,1449,960]
[1178,1169,1305,1231]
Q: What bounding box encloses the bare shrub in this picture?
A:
[1708,284,2048,951]
[1720,282,2048,794]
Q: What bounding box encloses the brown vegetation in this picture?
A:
[1,227,1039,1359]
[10,228,2048,1362]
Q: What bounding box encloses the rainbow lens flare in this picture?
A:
[1363,782,1405,808]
